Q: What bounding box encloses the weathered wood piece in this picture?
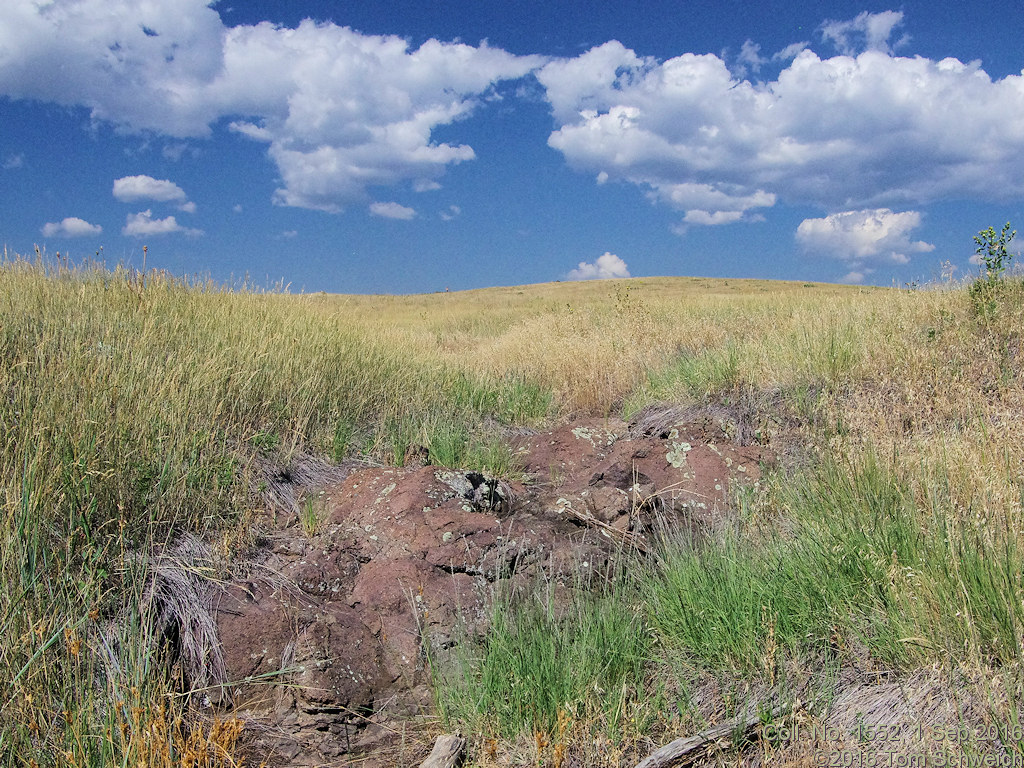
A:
[634,706,798,768]
[419,733,466,768]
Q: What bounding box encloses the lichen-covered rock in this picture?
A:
[290,604,384,714]
[215,414,772,766]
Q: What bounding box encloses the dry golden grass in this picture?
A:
[320,277,880,413]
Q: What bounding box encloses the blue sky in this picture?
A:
[1,1,1022,293]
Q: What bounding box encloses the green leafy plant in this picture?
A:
[974,222,1016,282]
[969,222,1017,324]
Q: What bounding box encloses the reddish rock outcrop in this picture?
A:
[212,411,771,765]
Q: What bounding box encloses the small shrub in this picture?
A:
[969,222,1017,322]
[973,222,1016,282]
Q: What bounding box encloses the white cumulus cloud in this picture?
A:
[567,252,631,280]
[0,2,543,213]
[537,12,1024,228]
[122,210,203,237]
[796,208,935,265]
[41,217,103,237]
[369,201,417,220]
[231,26,542,212]
[113,175,190,205]
[0,0,226,135]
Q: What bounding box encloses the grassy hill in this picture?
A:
[2,254,1022,765]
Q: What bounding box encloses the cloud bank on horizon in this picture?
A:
[2,2,1023,282]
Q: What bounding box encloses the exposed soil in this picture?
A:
[208,407,771,766]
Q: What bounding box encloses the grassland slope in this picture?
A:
[1,255,1022,766]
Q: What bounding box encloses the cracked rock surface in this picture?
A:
[213,410,771,766]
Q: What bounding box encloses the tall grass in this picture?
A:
[436,574,651,743]
[647,450,1024,675]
